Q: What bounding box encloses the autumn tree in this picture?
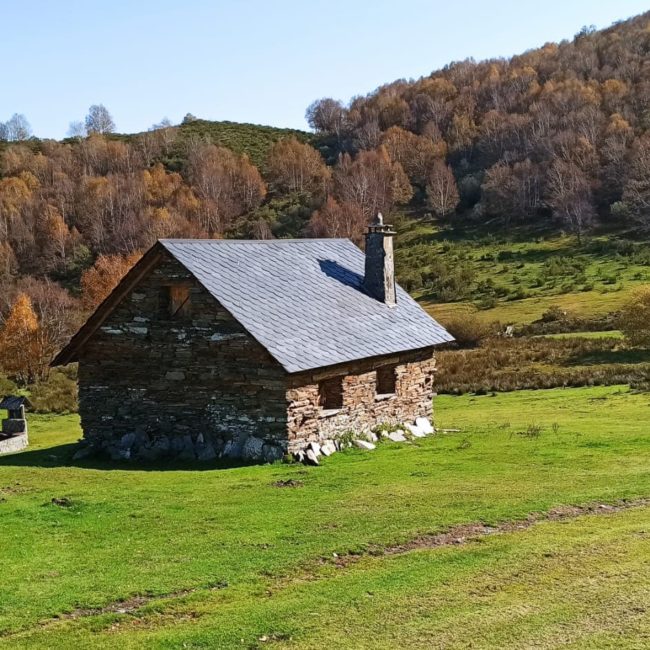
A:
[80,253,141,311]
[37,205,71,270]
[425,161,460,217]
[546,158,595,242]
[482,159,543,224]
[333,147,412,220]
[186,144,266,235]
[621,134,650,230]
[381,126,446,185]
[85,104,116,134]
[0,114,32,141]
[0,293,40,384]
[305,98,347,138]
[618,287,650,347]
[308,196,367,244]
[266,138,330,195]
[0,242,17,280]
[19,278,80,378]
[0,174,34,242]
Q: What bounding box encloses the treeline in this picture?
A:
[308,11,650,238]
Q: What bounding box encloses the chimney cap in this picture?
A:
[367,212,395,235]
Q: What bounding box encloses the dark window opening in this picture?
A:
[159,284,191,319]
[376,365,397,395]
[319,377,343,411]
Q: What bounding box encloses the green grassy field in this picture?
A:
[1,386,649,648]
[425,288,638,326]
[394,219,650,326]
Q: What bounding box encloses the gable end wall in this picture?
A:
[77,254,288,462]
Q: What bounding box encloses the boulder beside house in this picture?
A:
[52,215,454,463]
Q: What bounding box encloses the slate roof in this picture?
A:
[159,239,453,373]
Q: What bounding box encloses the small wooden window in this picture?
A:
[160,284,191,319]
[376,365,397,396]
[319,377,343,411]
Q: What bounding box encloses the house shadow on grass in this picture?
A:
[0,442,261,472]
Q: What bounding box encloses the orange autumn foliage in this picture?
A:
[0,292,40,383]
[80,253,142,311]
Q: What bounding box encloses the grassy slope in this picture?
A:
[0,386,649,647]
[394,219,650,325]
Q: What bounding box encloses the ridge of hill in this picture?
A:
[117,119,313,169]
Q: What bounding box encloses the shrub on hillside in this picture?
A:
[442,315,495,348]
[30,367,78,414]
[618,288,650,347]
[520,311,619,336]
[421,259,476,302]
[540,305,569,323]
[436,335,650,394]
[0,373,18,397]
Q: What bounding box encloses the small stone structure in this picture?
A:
[52,217,453,463]
[0,395,29,455]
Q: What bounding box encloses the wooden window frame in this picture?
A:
[160,283,192,319]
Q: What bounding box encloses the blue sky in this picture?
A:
[2,0,648,138]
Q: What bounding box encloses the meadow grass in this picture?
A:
[0,386,648,648]
[435,335,650,393]
[532,330,625,340]
[18,506,646,650]
[425,288,639,326]
[396,219,650,325]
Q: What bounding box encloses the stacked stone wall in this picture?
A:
[286,348,436,453]
[78,253,288,462]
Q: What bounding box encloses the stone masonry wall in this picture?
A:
[285,348,437,453]
[78,253,288,462]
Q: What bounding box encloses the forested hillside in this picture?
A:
[1,11,650,383]
[307,11,650,238]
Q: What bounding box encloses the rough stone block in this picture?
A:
[0,432,28,455]
[242,436,264,460]
[2,419,27,436]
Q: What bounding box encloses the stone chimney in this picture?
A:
[363,213,396,306]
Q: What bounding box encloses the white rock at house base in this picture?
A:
[305,448,320,465]
[353,439,376,450]
[387,431,407,442]
[405,423,427,438]
[415,417,434,435]
[321,441,336,456]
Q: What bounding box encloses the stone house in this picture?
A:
[53,216,453,462]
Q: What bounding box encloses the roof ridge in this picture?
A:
[159,238,352,244]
